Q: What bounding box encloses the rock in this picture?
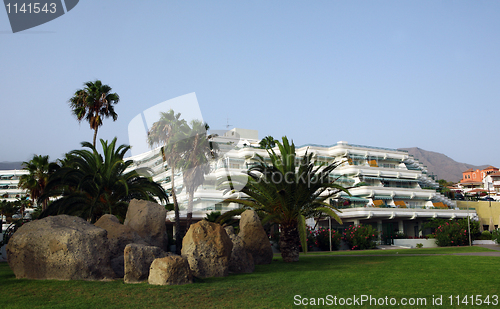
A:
[238,210,273,265]
[124,199,168,251]
[6,215,115,280]
[181,220,233,278]
[124,243,168,283]
[224,226,254,274]
[148,255,193,286]
[111,256,125,278]
[94,214,148,277]
[95,214,148,256]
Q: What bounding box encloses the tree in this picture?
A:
[220,136,349,262]
[0,200,21,222]
[68,80,120,147]
[18,154,59,212]
[181,120,218,227]
[148,110,189,254]
[259,135,276,149]
[39,138,168,223]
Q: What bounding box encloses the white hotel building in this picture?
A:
[0,170,28,202]
[128,128,476,240]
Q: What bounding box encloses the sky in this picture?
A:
[1,1,499,167]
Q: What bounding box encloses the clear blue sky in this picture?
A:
[1,1,499,167]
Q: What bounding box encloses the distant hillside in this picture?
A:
[0,162,23,170]
[398,147,489,183]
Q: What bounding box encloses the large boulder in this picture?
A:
[6,215,115,280]
[124,243,168,283]
[95,214,148,257]
[224,226,254,274]
[94,214,148,277]
[148,255,193,286]
[124,199,168,251]
[238,210,273,265]
[181,220,233,278]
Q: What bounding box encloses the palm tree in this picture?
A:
[147,109,189,254]
[259,135,276,149]
[18,155,59,212]
[68,80,120,147]
[180,120,218,227]
[220,137,349,262]
[39,138,168,223]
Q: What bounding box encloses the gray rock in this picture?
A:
[239,210,273,265]
[6,215,115,280]
[124,199,168,251]
[124,243,168,283]
[225,226,254,274]
[148,255,193,286]
[181,220,233,278]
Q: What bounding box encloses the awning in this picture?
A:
[373,200,385,207]
[433,202,447,209]
[394,200,406,208]
[343,196,369,202]
[373,195,392,200]
[362,176,418,183]
[368,160,378,167]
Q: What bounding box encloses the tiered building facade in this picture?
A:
[128,128,475,239]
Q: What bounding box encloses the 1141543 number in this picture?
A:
[5,3,57,14]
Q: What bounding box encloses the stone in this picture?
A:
[94,214,148,277]
[124,243,168,283]
[148,255,193,286]
[95,214,148,256]
[6,215,115,280]
[238,210,273,265]
[224,226,254,274]
[181,220,233,278]
[124,199,168,251]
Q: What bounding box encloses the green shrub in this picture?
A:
[313,227,341,251]
[479,230,492,240]
[416,243,423,248]
[342,224,379,250]
[492,229,500,244]
[434,221,468,246]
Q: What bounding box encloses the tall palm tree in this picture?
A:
[68,80,120,147]
[39,138,168,223]
[220,137,349,263]
[180,120,218,227]
[18,155,59,212]
[148,109,189,254]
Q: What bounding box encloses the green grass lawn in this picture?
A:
[1,247,499,308]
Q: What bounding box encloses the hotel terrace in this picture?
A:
[128,128,476,239]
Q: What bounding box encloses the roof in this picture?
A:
[468,188,487,193]
[463,168,474,173]
[484,166,499,171]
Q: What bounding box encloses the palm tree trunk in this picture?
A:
[171,167,182,255]
[186,191,194,227]
[93,128,98,147]
[279,222,300,262]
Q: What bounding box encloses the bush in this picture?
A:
[434,221,468,247]
[416,243,423,248]
[342,224,379,250]
[313,228,341,251]
[479,230,492,240]
[492,229,500,244]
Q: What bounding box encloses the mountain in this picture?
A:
[398,148,489,183]
[0,162,23,170]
